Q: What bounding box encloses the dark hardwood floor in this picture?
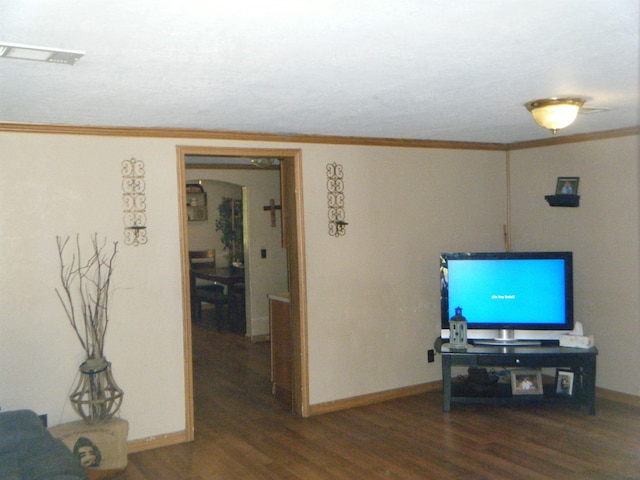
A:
[116,321,640,479]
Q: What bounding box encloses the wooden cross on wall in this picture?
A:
[263,199,282,227]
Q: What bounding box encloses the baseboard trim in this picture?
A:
[250,334,270,343]
[308,381,441,416]
[127,430,190,453]
[306,382,640,416]
[597,387,640,408]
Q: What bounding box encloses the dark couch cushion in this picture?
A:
[16,433,88,480]
[0,450,21,479]
[0,409,46,454]
[0,410,88,480]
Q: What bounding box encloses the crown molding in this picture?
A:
[0,122,506,151]
[0,122,637,151]
[507,126,640,150]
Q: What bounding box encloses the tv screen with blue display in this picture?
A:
[440,252,574,341]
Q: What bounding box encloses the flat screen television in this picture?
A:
[440,251,574,345]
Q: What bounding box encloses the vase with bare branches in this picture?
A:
[56,234,123,424]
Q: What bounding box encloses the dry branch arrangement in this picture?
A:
[55,234,118,360]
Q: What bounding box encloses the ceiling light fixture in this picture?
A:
[525,98,585,134]
[0,42,84,65]
[250,158,277,168]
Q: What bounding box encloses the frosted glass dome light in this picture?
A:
[525,98,585,134]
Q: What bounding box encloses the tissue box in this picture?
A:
[559,334,594,348]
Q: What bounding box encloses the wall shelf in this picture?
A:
[545,194,580,207]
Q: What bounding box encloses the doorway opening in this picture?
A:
[187,180,248,335]
[177,146,309,440]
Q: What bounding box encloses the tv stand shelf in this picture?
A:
[442,343,598,414]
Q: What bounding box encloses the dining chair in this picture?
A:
[228,282,246,334]
[189,250,228,330]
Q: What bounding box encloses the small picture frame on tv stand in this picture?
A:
[511,370,544,396]
[555,368,576,397]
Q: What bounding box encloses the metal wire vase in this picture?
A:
[70,357,124,424]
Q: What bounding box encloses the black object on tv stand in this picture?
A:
[441,343,598,415]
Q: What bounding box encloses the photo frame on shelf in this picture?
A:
[511,369,543,396]
[555,368,576,397]
[555,177,580,195]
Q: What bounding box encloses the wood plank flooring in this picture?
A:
[115,324,640,479]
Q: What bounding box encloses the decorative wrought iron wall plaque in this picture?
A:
[122,157,147,246]
[326,162,348,237]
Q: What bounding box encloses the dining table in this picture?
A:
[190,264,245,290]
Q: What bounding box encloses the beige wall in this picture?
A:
[1,130,638,444]
[509,135,640,395]
[0,133,187,441]
[300,144,507,403]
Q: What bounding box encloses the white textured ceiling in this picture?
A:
[1,0,638,144]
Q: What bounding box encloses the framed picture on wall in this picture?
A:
[556,177,579,195]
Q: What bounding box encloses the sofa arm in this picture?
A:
[0,410,88,480]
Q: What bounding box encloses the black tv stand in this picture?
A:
[441,343,598,414]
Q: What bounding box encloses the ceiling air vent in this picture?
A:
[0,42,84,65]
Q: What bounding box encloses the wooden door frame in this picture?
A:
[176,145,309,440]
